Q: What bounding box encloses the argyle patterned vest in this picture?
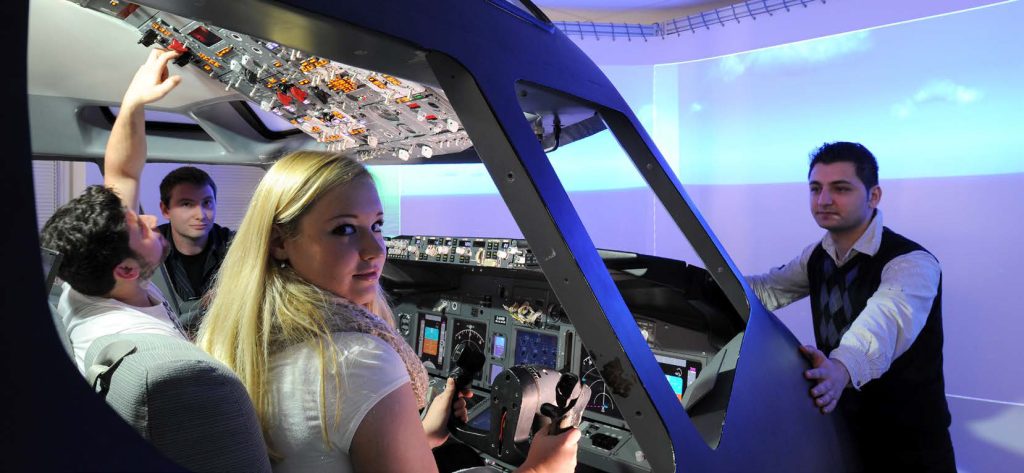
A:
[807,227,950,433]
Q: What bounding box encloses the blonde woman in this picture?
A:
[199,151,579,472]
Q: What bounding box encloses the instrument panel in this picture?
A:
[387,235,537,269]
[386,235,728,472]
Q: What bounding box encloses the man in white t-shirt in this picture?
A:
[42,185,186,373]
[40,48,187,373]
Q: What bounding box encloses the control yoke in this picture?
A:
[448,341,591,465]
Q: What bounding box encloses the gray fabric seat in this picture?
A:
[85,333,271,472]
[682,331,744,412]
[41,248,73,359]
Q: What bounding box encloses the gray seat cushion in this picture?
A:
[85,333,271,472]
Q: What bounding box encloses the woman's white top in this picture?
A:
[268,332,410,473]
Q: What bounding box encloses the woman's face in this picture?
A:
[276,175,386,306]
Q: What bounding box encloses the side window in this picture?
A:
[513,81,746,449]
[33,161,97,232]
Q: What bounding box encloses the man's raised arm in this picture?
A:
[104,48,182,210]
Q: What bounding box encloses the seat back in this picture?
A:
[48,299,73,358]
[40,247,62,294]
[85,333,271,472]
[150,262,183,319]
[682,331,744,412]
[41,247,74,358]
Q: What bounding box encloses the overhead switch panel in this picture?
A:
[74,0,473,162]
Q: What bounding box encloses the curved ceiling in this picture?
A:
[533,0,741,23]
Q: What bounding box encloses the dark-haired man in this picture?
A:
[42,48,188,372]
[748,142,954,471]
[107,48,232,335]
[156,166,232,318]
[42,187,185,373]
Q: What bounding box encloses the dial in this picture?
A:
[452,318,487,381]
[452,319,486,353]
[579,348,621,419]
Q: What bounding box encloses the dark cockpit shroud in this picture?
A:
[26,1,856,471]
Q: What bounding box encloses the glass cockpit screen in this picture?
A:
[580,347,622,419]
[417,313,447,369]
[655,354,702,401]
[492,333,507,358]
[489,364,505,384]
[513,329,558,369]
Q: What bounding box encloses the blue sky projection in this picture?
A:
[387,0,1023,195]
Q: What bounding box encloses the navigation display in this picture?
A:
[417,313,447,369]
[655,354,702,401]
[513,329,558,369]
[580,347,621,419]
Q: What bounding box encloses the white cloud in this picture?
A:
[912,80,982,105]
[719,55,747,81]
[690,102,703,113]
[891,79,983,119]
[717,31,871,81]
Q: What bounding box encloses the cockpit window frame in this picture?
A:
[229,101,303,141]
[486,0,556,30]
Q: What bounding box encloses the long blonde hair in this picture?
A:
[198,151,394,454]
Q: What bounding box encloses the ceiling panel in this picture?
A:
[533,0,740,23]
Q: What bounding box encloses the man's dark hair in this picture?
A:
[40,186,132,296]
[159,166,217,206]
[808,141,879,190]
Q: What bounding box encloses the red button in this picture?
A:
[168,38,188,53]
[276,91,292,106]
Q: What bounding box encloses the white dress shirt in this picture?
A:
[747,210,941,389]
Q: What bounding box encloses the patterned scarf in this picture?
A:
[324,296,429,409]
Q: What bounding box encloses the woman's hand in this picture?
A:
[421,377,472,448]
[517,419,581,473]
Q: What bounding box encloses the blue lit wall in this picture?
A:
[659,2,1024,185]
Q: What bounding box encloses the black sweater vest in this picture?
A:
[807,227,950,432]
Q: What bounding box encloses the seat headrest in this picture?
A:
[85,333,271,472]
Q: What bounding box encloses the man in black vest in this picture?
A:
[748,142,954,471]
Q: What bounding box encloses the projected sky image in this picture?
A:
[388,0,1022,195]
[664,0,1024,185]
